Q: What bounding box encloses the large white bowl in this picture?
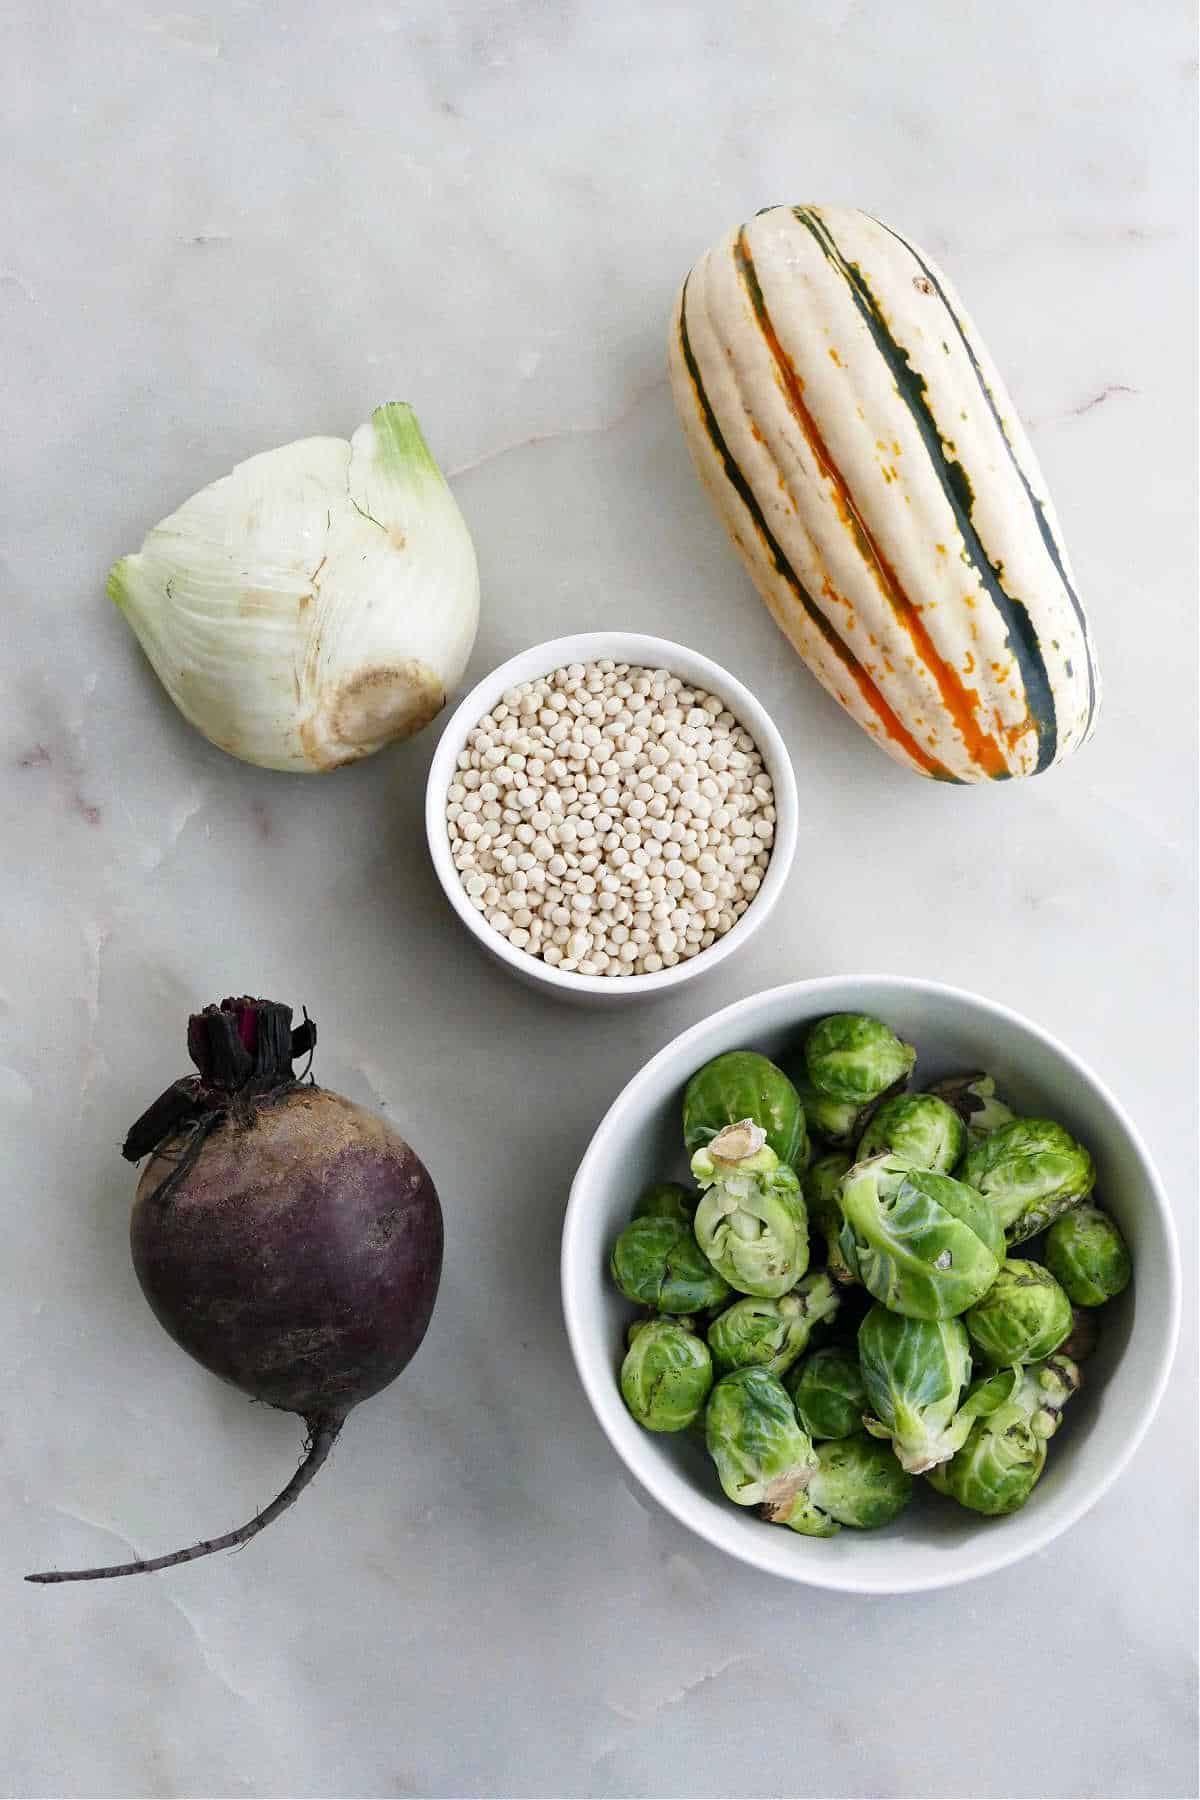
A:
[561,976,1180,1593]
[425,632,797,1007]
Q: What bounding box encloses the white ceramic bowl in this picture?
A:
[425,633,798,1007]
[561,976,1180,1593]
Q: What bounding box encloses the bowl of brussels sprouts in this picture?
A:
[561,977,1180,1592]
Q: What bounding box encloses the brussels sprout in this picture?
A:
[803,1014,916,1106]
[961,1118,1096,1246]
[631,1180,696,1226]
[683,1050,809,1171]
[838,1153,1004,1319]
[692,1123,808,1298]
[706,1272,840,1377]
[764,1434,913,1535]
[1060,1305,1100,1364]
[804,1150,853,1213]
[925,1072,1016,1142]
[786,1345,868,1440]
[609,1215,731,1314]
[1044,1204,1132,1307]
[925,1394,1043,1515]
[784,1069,871,1149]
[856,1093,966,1174]
[704,1366,818,1507]
[927,1353,1081,1515]
[963,1259,1073,1365]
[857,1304,1011,1473]
[620,1317,713,1432]
[802,1150,856,1284]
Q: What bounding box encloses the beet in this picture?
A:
[28,997,442,1582]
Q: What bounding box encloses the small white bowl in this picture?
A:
[561,976,1180,1593]
[424,632,798,1007]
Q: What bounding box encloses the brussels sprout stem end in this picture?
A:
[708,1119,768,1164]
[761,1465,815,1515]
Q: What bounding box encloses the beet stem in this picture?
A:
[25,1413,343,1584]
[122,1080,203,1163]
[190,998,298,1090]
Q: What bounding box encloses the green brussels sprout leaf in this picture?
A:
[804,1014,916,1106]
[631,1180,697,1226]
[857,1093,966,1174]
[857,1304,1019,1474]
[706,1272,840,1377]
[784,1069,871,1149]
[764,1433,914,1535]
[786,1345,868,1440]
[1044,1204,1132,1307]
[704,1366,818,1508]
[838,1153,1003,1319]
[964,1259,1073,1365]
[620,1317,714,1432]
[609,1215,731,1314]
[692,1125,809,1298]
[1013,1352,1082,1443]
[926,1402,1045,1515]
[802,1150,856,1285]
[927,1352,1081,1514]
[962,1118,1096,1246]
[683,1050,809,1171]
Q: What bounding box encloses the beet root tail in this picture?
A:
[25,1413,343,1583]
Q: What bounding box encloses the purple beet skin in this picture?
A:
[132,1087,442,1416]
[28,996,443,1585]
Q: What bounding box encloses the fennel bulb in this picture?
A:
[109,403,479,772]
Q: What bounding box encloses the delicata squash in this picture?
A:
[668,205,1100,782]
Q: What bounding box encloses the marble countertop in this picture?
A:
[3,3,1196,1795]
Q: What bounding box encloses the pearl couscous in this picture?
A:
[445,661,774,976]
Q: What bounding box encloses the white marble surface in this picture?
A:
[3,3,1196,1795]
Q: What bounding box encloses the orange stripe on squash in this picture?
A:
[734,230,1010,779]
